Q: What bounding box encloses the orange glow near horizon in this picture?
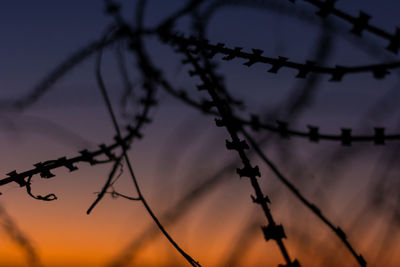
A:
[1,1,400,266]
[1,177,399,267]
[0,106,399,267]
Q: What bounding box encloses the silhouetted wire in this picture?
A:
[289,0,400,54]
[279,135,391,263]
[180,40,299,265]
[277,86,400,263]
[87,157,124,214]
[2,0,393,114]
[108,82,284,265]
[155,8,392,260]
[156,55,394,251]
[1,0,393,147]
[164,31,400,80]
[182,0,400,148]
[193,10,330,265]
[299,79,400,201]
[138,14,365,265]
[253,17,333,170]
[0,28,151,198]
[25,175,57,201]
[160,9,367,263]
[86,27,135,215]
[274,123,397,264]
[158,31,400,146]
[107,161,236,267]
[153,52,400,146]
[0,22,155,200]
[202,0,398,61]
[99,2,202,266]
[109,53,276,263]
[108,54,284,265]
[103,191,141,201]
[266,22,333,182]
[96,44,201,267]
[241,128,366,267]
[1,1,399,266]
[190,9,245,111]
[0,112,148,192]
[216,18,335,266]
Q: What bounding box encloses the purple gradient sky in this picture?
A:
[0,1,400,266]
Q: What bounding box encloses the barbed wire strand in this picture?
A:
[180,40,299,266]
[241,128,366,267]
[289,0,400,54]
[165,31,400,81]
[99,3,202,266]
[160,31,366,266]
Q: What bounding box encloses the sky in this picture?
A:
[0,0,400,266]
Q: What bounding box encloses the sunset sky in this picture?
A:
[0,1,399,266]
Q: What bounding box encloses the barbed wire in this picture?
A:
[102,2,202,266]
[0,30,154,198]
[156,78,400,146]
[163,31,400,81]
[241,128,366,267]
[202,0,399,65]
[289,0,400,54]
[154,19,366,265]
[157,31,400,146]
[1,0,398,266]
[178,36,300,266]
[106,25,359,265]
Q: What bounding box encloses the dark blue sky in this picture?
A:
[1,0,400,152]
[0,0,399,102]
